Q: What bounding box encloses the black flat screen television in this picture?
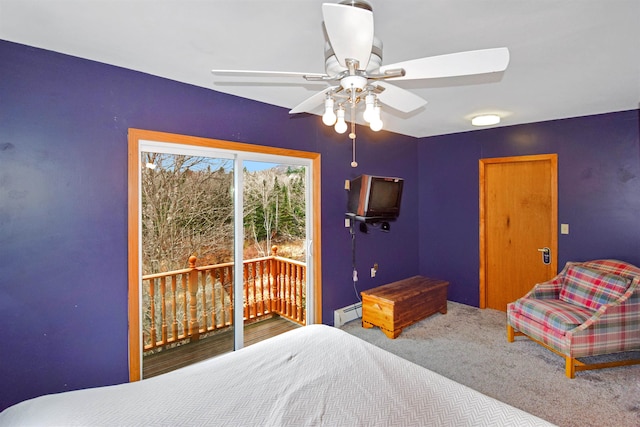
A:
[347,174,404,220]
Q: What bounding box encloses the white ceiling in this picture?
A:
[1,0,639,138]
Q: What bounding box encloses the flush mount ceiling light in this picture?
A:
[471,114,501,126]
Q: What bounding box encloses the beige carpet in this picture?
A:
[340,301,640,427]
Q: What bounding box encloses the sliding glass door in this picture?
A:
[128,134,317,380]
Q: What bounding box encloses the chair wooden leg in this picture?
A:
[565,357,576,379]
[507,326,640,378]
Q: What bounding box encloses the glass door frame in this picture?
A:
[127,128,322,381]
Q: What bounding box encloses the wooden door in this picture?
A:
[479,154,558,311]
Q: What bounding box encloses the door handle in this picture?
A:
[537,247,551,265]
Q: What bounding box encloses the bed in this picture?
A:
[0,324,554,426]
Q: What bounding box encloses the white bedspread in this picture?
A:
[0,324,555,426]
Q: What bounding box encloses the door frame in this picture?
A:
[478,153,558,309]
[127,128,322,381]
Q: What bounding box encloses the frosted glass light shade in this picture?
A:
[471,114,500,126]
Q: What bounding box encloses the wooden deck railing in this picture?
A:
[142,247,306,352]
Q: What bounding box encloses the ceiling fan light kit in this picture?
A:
[211,0,510,167]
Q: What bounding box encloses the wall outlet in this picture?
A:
[371,263,379,277]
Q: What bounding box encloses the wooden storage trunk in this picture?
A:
[361,275,449,338]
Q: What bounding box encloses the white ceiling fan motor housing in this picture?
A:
[324,36,383,76]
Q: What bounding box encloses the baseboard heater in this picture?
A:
[334,302,362,328]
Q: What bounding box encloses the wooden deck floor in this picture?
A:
[143,316,300,378]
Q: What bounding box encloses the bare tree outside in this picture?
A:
[141,153,306,272]
[139,151,308,372]
[243,165,306,260]
[141,152,235,274]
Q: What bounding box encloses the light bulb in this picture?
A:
[369,105,383,132]
[334,108,347,134]
[362,93,375,123]
[322,98,336,126]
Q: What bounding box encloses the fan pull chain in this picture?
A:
[351,138,357,168]
[349,87,358,167]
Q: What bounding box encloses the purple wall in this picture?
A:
[0,40,420,410]
[2,39,638,410]
[418,111,640,305]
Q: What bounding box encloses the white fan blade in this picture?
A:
[289,86,339,114]
[375,82,427,114]
[211,69,327,79]
[322,3,373,69]
[380,47,510,81]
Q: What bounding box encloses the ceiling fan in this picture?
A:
[211,0,509,165]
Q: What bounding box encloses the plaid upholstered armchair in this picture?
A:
[507,259,640,378]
